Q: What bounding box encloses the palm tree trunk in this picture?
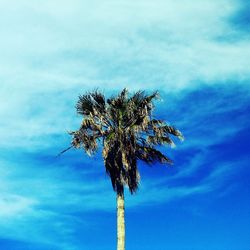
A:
[117,192,125,250]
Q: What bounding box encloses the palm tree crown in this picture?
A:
[68,88,183,195]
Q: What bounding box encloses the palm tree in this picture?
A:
[63,88,183,250]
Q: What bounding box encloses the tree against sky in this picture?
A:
[64,88,183,250]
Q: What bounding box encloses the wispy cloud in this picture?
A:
[0,0,249,92]
[0,154,112,249]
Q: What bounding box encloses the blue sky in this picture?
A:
[0,0,250,249]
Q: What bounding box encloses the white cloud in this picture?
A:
[0,157,111,248]
[0,0,248,91]
[0,194,36,217]
[0,0,248,143]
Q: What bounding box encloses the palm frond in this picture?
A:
[146,135,175,147]
[65,88,183,195]
[136,145,173,164]
[162,125,184,141]
[70,129,98,155]
[57,146,73,157]
[76,90,107,118]
[90,90,106,113]
[76,94,94,115]
[147,119,184,141]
